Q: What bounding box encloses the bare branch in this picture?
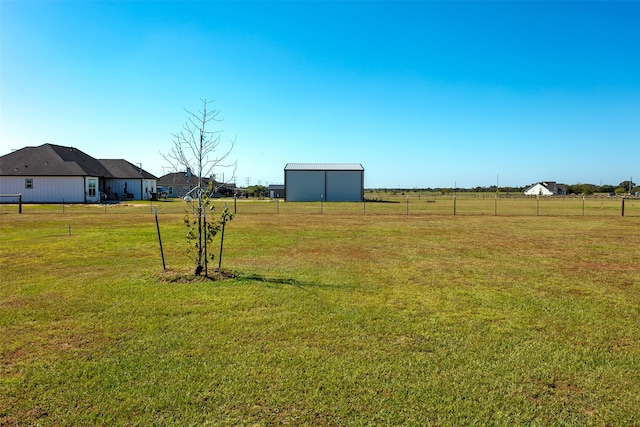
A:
[163,99,237,191]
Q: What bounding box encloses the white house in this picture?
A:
[0,144,157,203]
[284,163,364,202]
[524,182,566,196]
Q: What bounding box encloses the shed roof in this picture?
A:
[284,163,364,171]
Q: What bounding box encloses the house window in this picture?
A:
[25,178,33,189]
[88,179,96,196]
[168,186,174,195]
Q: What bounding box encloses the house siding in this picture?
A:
[143,180,157,199]
[102,178,155,200]
[0,176,85,203]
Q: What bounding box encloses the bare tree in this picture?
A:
[164,99,237,275]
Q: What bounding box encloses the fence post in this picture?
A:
[453,195,457,216]
[18,194,22,214]
[154,207,166,270]
[582,196,585,217]
[621,197,625,217]
[203,208,208,276]
[218,205,229,269]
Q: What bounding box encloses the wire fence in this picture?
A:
[1,194,638,217]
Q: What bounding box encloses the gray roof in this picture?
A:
[0,144,113,177]
[99,159,157,179]
[157,172,210,187]
[284,163,364,171]
[0,144,157,179]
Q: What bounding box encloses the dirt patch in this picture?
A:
[154,267,236,284]
[0,296,28,308]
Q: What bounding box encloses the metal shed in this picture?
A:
[284,163,364,202]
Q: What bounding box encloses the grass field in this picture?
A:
[1,201,639,425]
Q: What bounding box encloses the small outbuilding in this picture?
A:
[284,163,364,202]
[268,184,285,199]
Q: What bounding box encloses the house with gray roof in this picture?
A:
[157,171,210,199]
[157,171,237,199]
[524,181,566,196]
[0,144,157,203]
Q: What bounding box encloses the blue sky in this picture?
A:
[1,1,638,188]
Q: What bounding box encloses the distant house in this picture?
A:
[524,182,566,196]
[157,171,210,199]
[284,163,364,202]
[157,171,237,198]
[0,144,156,203]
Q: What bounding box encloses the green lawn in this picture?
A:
[1,204,639,425]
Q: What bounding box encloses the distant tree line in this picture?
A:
[565,180,637,195]
[371,186,525,194]
[246,185,268,198]
[368,180,638,196]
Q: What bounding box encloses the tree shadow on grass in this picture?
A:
[234,272,338,290]
[155,267,235,284]
[155,268,338,290]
